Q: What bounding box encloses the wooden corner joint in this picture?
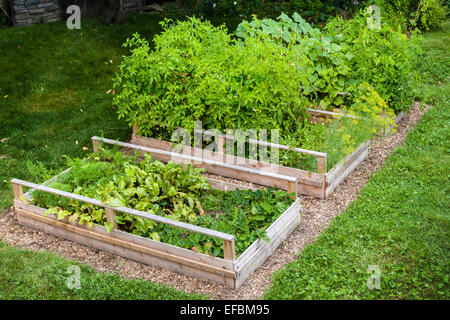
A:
[11,182,23,200]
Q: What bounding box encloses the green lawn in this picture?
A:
[0,241,206,300]
[0,17,154,209]
[264,23,450,300]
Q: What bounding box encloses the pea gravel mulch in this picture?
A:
[0,102,430,300]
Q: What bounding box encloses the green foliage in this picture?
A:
[114,14,402,171]
[282,0,340,25]
[368,0,448,31]
[264,102,450,300]
[324,12,423,113]
[29,148,294,258]
[417,0,448,30]
[0,16,165,210]
[237,11,422,114]
[113,16,309,136]
[26,160,54,182]
[235,13,353,109]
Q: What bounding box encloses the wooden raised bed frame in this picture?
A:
[130,127,365,199]
[11,139,301,289]
[130,109,404,199]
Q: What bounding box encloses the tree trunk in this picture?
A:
[114,0,125,24]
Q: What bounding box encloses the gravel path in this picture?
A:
[0,102,430,299]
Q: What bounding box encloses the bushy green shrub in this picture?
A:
[417,0,447,30]
[282,0,339,25]
[324,12,423,113]
[235,13,354,109]
[113,16,309,137]
[366,0,448,31]
[236,11,422,113]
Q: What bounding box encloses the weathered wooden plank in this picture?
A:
[317,155,327,174]
[223,239,235,261]
[308,108,360,120]
[105,207,118,229]
[136,124,327,158]
[194,161,294,192]
[265,199,301,238]
[12,156,304,288]
[11,179,235,242]
[395,111,406,125]
[133,127,327,176]
[235,216,300,289]
[234,200,301,288]
[16,208,235,288]
[326,141,370,183]
[325,143,369,197]
[12,183,23,200]
[14,200,234,272]
[92,139,101,153]
[131,135,324,188]
[287,181,298,200]
[14,201,236,279]
[94,136,299,187]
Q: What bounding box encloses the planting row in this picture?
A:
[13,137,302,288]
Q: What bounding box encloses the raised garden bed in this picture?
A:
[129,109,406,199]
[11,140,301,289]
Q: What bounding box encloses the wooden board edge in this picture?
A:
[325,146,369,198]
[14,201,236,281]
[326,140,370,183]
[131,135,324,187]
[234,211,301,289]
[234,199,300,269]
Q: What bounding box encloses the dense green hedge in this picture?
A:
[113,17,309,136]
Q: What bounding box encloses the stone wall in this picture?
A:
[10,0,143,26]
[123,0,142,12]
[13,0,61,26]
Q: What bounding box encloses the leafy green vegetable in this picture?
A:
[30,147,294,258]
[112,12,412,171]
